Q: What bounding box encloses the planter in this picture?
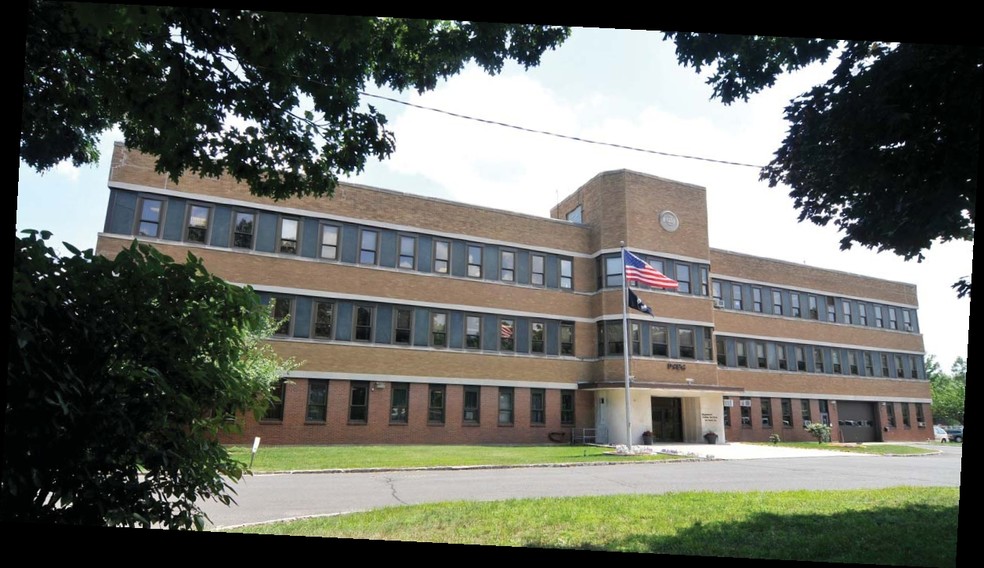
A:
[703,432,718,444]
[642,433,653,445]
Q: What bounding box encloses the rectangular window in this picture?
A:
[433,240,450,274]
[605,256,622,288]
[233,211,255,249]
[566,205,582,223]
[886,403,896,427]
[732,285,743,310]
[712,281,723,304]
[723,397,731,428]
[910,355,920,379]
[716,336,727,366]
[390,383,409,424]
[888,308,898,330]
[349,381,369,423]
[901,403,911,428]
[858,304,868,326]
[354,305,373,342]
[428,385,445,424]
[791,294,801,317]
[306,380,328,422]
[531,254,545,286]
[137,197,164,237]
[280,218,299,254]
[781,399,793,427]
[530,388,545,425]
[761,398,772,428]
[500,318,515,351]
[631,323,641,355]
[431,312,447,347]
[831,350,842,374]
[463,386,480,423]
[676,264,691,294]
[808,296,819,319]
[263,379,287,421]
[916,403,925,427]
[864,352,875,376]
[560,258,573,289]
[819,400,830,426]
[560,322,575,356]
[795,346,806,371]
[842,300,852,324]
[880,354,890,377]
[740,398,751,427]
[825,297,836,322]
[894,355,905,378]
[398,235,415,269]
[320,224,340,259]
[874,306,884,328]
[561,391,575,425]
[755,342,766,368]
[465,315,481,349]
[359,229,378,265]
[848,351,859,375]
[530,321,545,354]
[736,341,747,367]
[700,267,709,296]
[801,399,812,425]
[313,301,334,339]
[271,297,292,336]
[605,321,624,355]
[394,308,413,345]
[772,290,783,315]
[500,250,515,281]
[467,245,482,278]
[902,310,913,332]
[752,287,763,312]
[498,387,514,425]
[703,328,713,361]
[777,344,788,370]
[814,347,825,373]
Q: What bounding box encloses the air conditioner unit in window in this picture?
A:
[713,299,725,309]
[739,400,752,407]
[723,399,734,407]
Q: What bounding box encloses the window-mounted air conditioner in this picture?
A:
[739,399,752,407]
[713,299,726,309]
[723,399,734,407]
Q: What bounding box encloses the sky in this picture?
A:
[14,25,974,371]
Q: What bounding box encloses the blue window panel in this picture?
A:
[545,254,559,288]
[379,230,397,268]
[545,320,560,356]
[413,309,430,347]
[293,297,312,338]
[107,190,137,234]
[417,235,433,274]
[514,317,529,354]
[720,280,732,309]
[640,323,651,356]
[257,292,271,305]
[448,312,464,349]
[766,342,777,370]
[451,241,467,277]
[667,324,678,358]
[300,218,319,258]
[516,250,531,284]
[340,225,359,263]
[374,304,393,344]
[483,244,499,282]
[334,302,353,341]
[210,205,232,248]
[255,212,278,253]
[162,197,186,241]
[482,315,498,351]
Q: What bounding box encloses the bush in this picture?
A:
[805,422,832,444]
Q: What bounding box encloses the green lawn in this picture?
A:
[229,486,959,567]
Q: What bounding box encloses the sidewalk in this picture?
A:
[643,442,862,460]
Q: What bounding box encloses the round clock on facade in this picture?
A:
[659,210,679,232]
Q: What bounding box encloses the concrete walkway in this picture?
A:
[642,442,866,460]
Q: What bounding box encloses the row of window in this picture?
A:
[263,380,575,427]
[715,336,925,380]
[722,397,927,430]
[712,278,918,333]
[597,253,709,296]
[127,193,575,290]
[268,295,576,356]
[596,320,714,360]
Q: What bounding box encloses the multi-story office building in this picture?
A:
[97,143,933,446]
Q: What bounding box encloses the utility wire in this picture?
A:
[360,91,766,169]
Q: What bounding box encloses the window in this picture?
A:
[761,398,772,428]
[752,287,763,312]
[320,224,339,259]
[842,300,852,324]
[703,328,713,361]
[781,399,793,427]
[808,296,819,319]
[465,315,481,349]
[910,355,920,379]
[902,310,913,332]
[886,403,896,427]
[819,400,830,426]
[894,355,905,378]
[280,218,299,254]
[433,240,450,274]
[185,204,211,243]
[459,245,483,278]
[561,392,575,425]
[530,389,545,425]
[390,383,409,424]
[500,319,515,351]
[431,312,447,347]
[313,301,334,339]
[712,281,723,304]
[306,380,328,422]
[716,336,727,366]
[560,258,573,289]
[263,379,287,421]
[498,387,514,425]
[354,306,373,342]
[398,235,415,269]
[271,297,292,336]
[233,211,255,249]
[831,350,842,374]
[864,352,875,376]
[531,254,545,286]
[631,323,641,355]
[777,344,788,370]
[901,403,911,428]
[605,256,622,288]
[874,306,884,328]
[858,304,868,326]
[736,341,747,367]
[814,347,825,373]
[359,229,378,265]
[463,386,480,423]
[676,264,691,294]
[530,321,545,354]
[916,404,926,427]
[755,342,766,368]
[560,321,574,356]
[795,346,806,371]
[349,381,368,422]
[394,308,413,345]
[500,250,515,281]
[791,294,801,317]
[732,285,743,310]
[566,205,582,223]
[772,290,783,315]
[848,352,859,375]
[428,385,445,424]
[801,399,812,425]
[700,267,709,296]
[740,398,751,426]
[723,398,731,427]
[880,354,890,377]
[825,297,836,322]
[137,197,164,237]
[605,321,623,355]
[888,308,898,330]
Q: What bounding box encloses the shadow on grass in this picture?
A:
[526,504,958,567]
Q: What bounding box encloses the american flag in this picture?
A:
[500,322,514,338]
[623,250,678,290]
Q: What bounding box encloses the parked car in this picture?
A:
[944,427,963,443]
[933,426,949,443]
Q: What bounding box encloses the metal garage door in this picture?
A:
[837,401,878,443]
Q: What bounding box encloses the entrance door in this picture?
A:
[651,397,682,442]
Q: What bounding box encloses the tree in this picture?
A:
[664,33,980,297]
[20,2,570,201]
[4,230,295,529]
[925,355,966,425]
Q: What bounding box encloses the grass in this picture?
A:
[227,444,681,472]
[752,442,937,455]
[228,486,959,567]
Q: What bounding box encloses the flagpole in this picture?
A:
[620,242,633,453]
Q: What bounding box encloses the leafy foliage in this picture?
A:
[805,422,832,444]
[926,355,966,425]
[21,2,569,201]
[665,33,980,296]
[4,230,295,529]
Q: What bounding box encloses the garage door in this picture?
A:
[837,401,878,443]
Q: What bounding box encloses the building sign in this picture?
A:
[667,363,686,371]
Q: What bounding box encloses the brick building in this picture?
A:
[96,143,933,446]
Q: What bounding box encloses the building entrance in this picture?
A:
[651,397,683,442]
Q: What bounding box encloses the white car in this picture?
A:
[933,426,950,443]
